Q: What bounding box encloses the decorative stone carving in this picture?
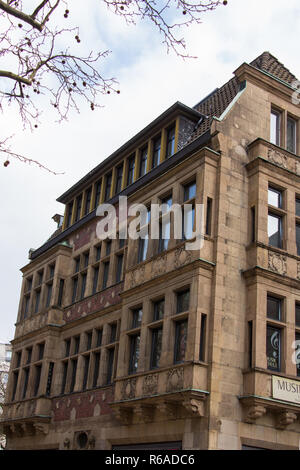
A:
[268,148,288,170]
[276,411,297,430]
[122,378,137,400]
[182,398,205,417]
[245,405,267,423]
[268,252,287,276]
[142,374,158,396]
[21,422,35,436]
[88,435,96,449]
[63,437,70,449]
[33,422,49,435]
[295,161,300,176]
[174,246,192,269]
[151,254,167,278]
[166,368,184,392]
[134,404,154,423]
[128,265,145,288]
[113,406,132,425]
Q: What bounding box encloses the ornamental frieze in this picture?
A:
[142,374,158,396]
[166,367,184,392]
[128,265,145,289]
[151,254,167,278]
[268,252,287,276]
[267,148,288,170]
[174,246,192,269]
[121,378,137,400]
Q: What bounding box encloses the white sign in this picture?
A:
[272,376,300,404]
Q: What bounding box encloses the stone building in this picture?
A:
[1,52,300,450]
[0,342,12,449]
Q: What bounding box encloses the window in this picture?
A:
[106,348,114,384]
[176,289,190,314]
[199,314,207,362]
[95,244,101,261]
[127,155,135,186]
[206,198,212,236]
[46,362,54,396]
[80,273,87,299]
[94,180,102,208]
[86,331,92,350]
[49,263,55,279]
[82,355,90,390]
[22,368,30,398]
[158,195,172,253]
[152,136,161,168]
[116,254,123,283]
[102,261,110,289]
[268,213,282,248]
[110,323,117,343]
[153,299,164,321]
[37,270,43,285]
[57,279,64,307]
[26,347,32,364]
[74,194,82,222]
[150,328,162,369]
[296,303,300,327]
[34,289,41,313]
[270,109,281,146]
[96,328,103,347]
[296,224,300,256]
[66,201,73,228]
[92,266,99,294]
[266,325,281,371]
[131,308,143,328]
[106,240,112,256]
[115,164,123,194]
[166,125,175,158]
[61,362,68,395]
[104,172,112,201]
[84,187,92,215]
[74,336,80,355]
[65,339,71,357]
[93,352,100,387]
[128,334,140,374]
[11,371,19,401]
[138,235,148,263]
[183,181,196,240]
[248,321,253,368]
[139,146,148,177]
[72,277,78,303]
[83,251,89,268]
[295,333,300,377]
[26,277,33,292]
[250,206,256,243]
[287,116,297,153]
[74,257,80,273]
[267,295,282,321]
[268,187,282,208]
[296,197,300,217]
[38,343,45,360]
[70,359,78,392]
[23,295,30,318]
[45,282,53,308]
[174,320,188,364]
[34,365,42,396]
[16,351,22,368]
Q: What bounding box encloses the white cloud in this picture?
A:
[1,0,300,341]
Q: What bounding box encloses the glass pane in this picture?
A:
[295,333,300,377]
[268,188,281,208]
[287,117,296,153]
[296,224,300,256]
[270,111,280,146]
[267,296,281,321]
[268,214,282,248]
[129,335,140,374]
[132,308,143,328]
[296,198,300,217]
[296,303,300,327]
[174,321,188,363]
[184,182,196,202]
[266,326,280,371]
[177,290,190,313]
[153,300,164,321]
[150,328,163,369]
[183,204,195,240]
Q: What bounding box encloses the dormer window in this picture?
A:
[270,109,281,146]
[166,125,175,158]
[287,116,297,153]
[152,136,161,168]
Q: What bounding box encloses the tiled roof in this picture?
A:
[187,52,298,144]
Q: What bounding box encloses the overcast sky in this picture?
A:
[1,0,300,343]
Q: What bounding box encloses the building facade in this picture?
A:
[0,343,12,449]
[1,52,300,450]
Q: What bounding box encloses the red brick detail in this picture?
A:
[52,388,114,422]
[64,283,123,323]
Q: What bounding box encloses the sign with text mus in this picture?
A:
[272,376,300,404]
